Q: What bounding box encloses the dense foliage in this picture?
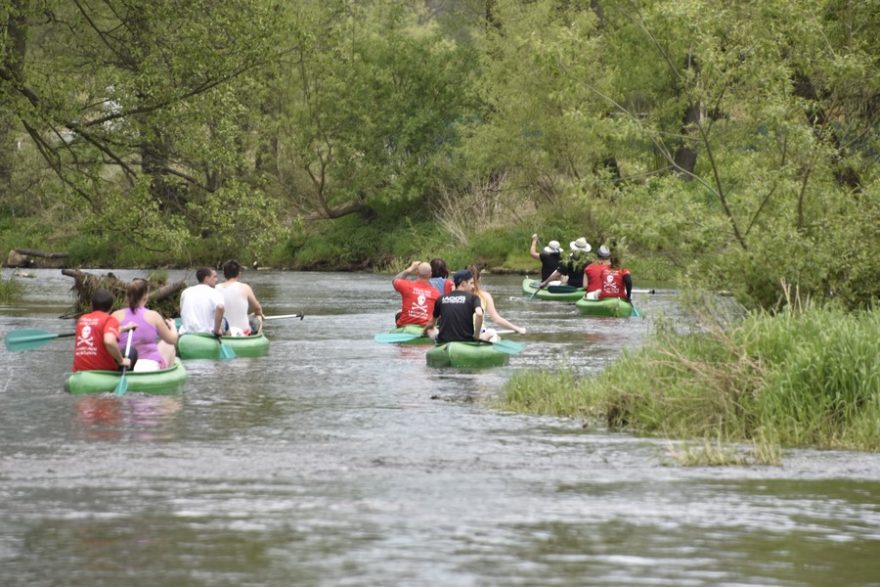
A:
[1,0,878,310]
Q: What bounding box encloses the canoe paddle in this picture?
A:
[263,314,305,321]
[4,329,76,352]
[485,339,526,354]
[113,329,135,396]
[374,329,517,344]
[528,280,543,301]
[374,332,430,343]
[215,334,236,360]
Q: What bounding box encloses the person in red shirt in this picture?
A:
[583,244,612,299]
[73,289,135,372]
[392,261,442,327]
[599,253,633,302]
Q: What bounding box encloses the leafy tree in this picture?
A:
[0,0,284,257]
[269,0,479,221]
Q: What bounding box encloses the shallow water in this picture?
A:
[1,268,879,586]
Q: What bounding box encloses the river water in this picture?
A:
[1,269,879,586]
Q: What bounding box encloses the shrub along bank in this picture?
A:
[503,303,880,463]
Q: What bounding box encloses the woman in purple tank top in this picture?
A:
[112,279,179,370]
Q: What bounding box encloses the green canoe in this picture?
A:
[521,277,584,302]
[65,358,187,395]
[575,297,635,317]
[177,332,270,359]
[426,341,510,368]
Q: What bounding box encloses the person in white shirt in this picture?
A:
[216,260,264,336]
[178,268,225,336]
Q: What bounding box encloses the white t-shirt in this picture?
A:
[217,281,250,332]
[179,283,224,334]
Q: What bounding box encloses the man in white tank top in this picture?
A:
[216,260,264,336]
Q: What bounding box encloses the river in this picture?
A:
[1,269,879,586]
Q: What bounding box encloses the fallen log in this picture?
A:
[59,269,185,319]
[6,248,69,268]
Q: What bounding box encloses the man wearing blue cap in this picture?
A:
[421,269,484,343]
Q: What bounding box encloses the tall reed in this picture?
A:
[0,274,21,303]
[504,306,880,456]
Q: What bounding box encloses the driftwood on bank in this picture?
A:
[59,268,186,319]
[5,248,69,268]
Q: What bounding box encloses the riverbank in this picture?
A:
[2,206,668,282]
[502,302,880,464]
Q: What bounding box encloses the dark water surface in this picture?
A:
[1,269,879,586]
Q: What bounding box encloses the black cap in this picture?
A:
[453,269,473,286]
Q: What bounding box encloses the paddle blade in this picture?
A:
[492,340,526,354]
[631,305,642,318]
[113,370,129,396]
[218,340,236,360]
[4,330,74,352]
[374,332,421,343]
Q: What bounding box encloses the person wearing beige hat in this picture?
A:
[536,237,592,291]
[529,234,563,281]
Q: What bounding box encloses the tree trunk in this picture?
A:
[673,102,700,178]
[673,54,701,179]
[6,249,69,268]
[590,0,605,27]
[139,120,187,212]
[0,2,29,195]
[792,71,862,191]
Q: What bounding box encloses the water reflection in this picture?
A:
[74,395,182,441]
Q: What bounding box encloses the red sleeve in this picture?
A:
[105,316,120,338]
[444,279,454,294]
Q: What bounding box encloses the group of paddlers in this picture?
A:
[392,259,526,346]
[72,260,264,374]
[530,234,633,302]
[392,235,633,345]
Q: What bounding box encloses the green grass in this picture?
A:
[0,274,22,303]
[503,304,880,462]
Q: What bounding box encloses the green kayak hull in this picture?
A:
[521,277,584,302]
[65,358,187,395]
[177,332,270,359]
[390,324,434,345]
[426,341,510,368]
[575,297,635,317]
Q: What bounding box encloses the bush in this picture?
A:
[504,302,880,457]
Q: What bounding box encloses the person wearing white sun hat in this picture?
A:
[536,237,592,291]
[529,234,564,281]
